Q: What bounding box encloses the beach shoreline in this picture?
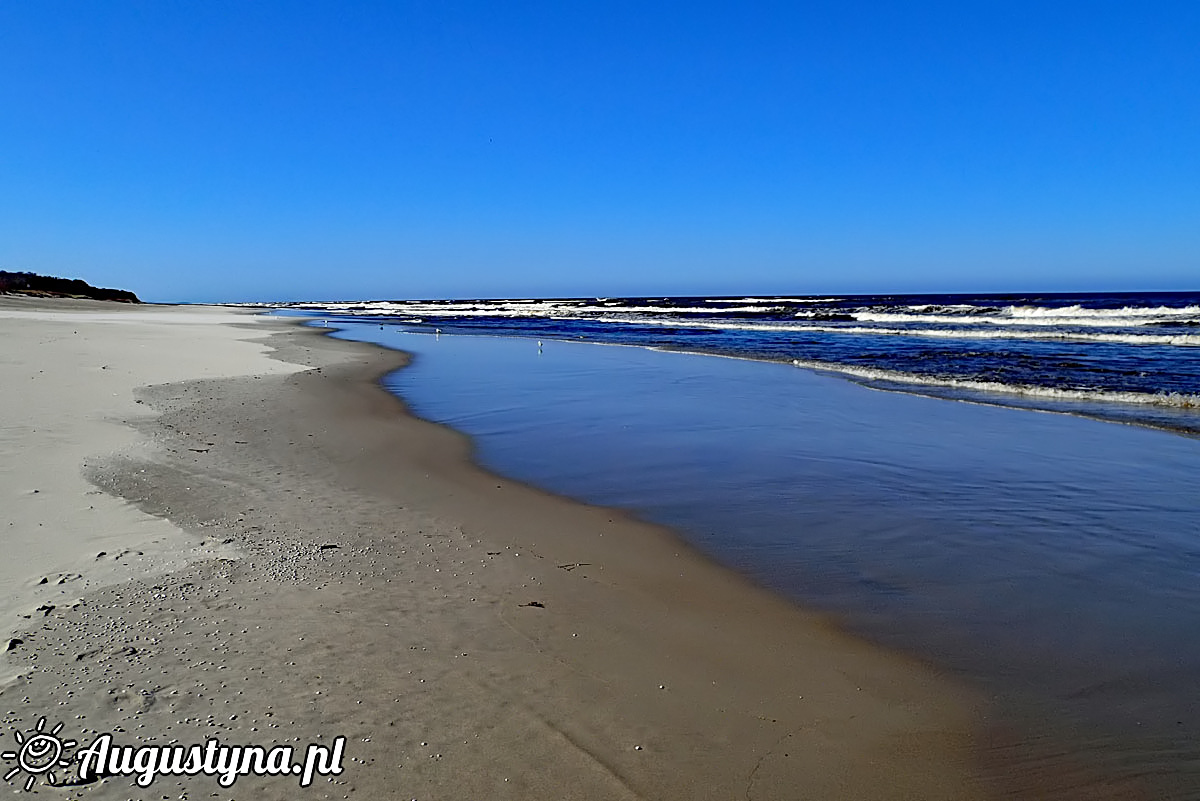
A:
[0,298,302,670]
[0,298,990,799]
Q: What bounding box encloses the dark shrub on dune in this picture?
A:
[0,271,140,303]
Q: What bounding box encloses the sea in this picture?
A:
[272,291,1200,796]
[284,291,1200,435]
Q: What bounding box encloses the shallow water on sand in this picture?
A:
[335,324,1200,795]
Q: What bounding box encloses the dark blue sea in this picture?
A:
[272,291,1200,796]
[283,291,1200,435]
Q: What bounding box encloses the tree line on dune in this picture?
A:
[0,271,140,303]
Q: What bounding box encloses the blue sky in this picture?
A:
[1,1,1196,302]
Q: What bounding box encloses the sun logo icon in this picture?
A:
[2,717,78,791]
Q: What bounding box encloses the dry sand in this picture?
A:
[0,298,301,668]
[0,297,988,799]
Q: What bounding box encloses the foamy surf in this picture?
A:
[788,358,1200,410]
[594,315,1200,346]
[269,290,1200,435]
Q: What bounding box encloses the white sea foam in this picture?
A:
[301,301,570,317]
[298,300,781,317]
[788,359,1200,409]
[1005,304,1200,319]
[853,304,1200,328]
[592,315,1200,346]
[298,298,832,315]
[851,312,1196,328]
[287,299,1200,331]
[901,304,983,313]
[571,304,776,314]
[800,325,1200,346]
[703,297,844,304]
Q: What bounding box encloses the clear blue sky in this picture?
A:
[1,1,1196,302]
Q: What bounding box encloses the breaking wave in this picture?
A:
[788,359,1200,410]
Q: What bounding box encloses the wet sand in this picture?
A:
[352,326,1200,800]
[0,298,985,799]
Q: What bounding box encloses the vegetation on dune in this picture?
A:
[0,271,140,303]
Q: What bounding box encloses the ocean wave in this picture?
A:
[292,300,1200,345]
[568,304,778,314]
[298,301,571,317]
[850,311,1199,328]
[1005,304,1200,319]
[297,300,780,317]
[901,303,987,313]
[594,316,1200,346]
[891,302,1200,318]
[703,297,844,304]
[788,359,1200,409]
[284,300,1200,331]
[806,326,1200,346]
[851,304,1200,328]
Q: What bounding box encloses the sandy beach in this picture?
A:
[0,297,987,799]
